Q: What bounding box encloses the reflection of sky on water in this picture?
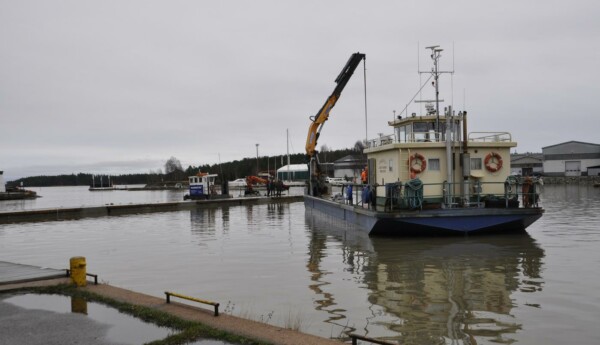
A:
[2,293,172,344]
[305,212,545,344]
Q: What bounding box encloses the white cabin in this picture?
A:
[189,173,218,197]
[365,112,516,204]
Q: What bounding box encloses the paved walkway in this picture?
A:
[0,261,66,285]
[0,272,343,345]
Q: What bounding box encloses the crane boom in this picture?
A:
[305,52,366,157]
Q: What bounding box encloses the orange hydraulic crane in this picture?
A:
[305,52,366,157]
[305,52,365,196]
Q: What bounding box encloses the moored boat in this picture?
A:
[0,187,38,200]
[0,171,38,200]
[89,174,116,191]
[304,47,544,235]
[184,172,231,200]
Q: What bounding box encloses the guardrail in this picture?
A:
[65,269,98,285]
[164,291,220,316]
[468,131,511,142]
[336,177,542,211]
[365,130,513,149]
[349,333,397,345]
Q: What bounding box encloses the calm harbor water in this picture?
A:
[1,185,599,344]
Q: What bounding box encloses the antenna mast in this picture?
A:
[429,45,442,132]
[419,45,454,133]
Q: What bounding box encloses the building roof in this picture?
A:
[277,164,307,173]
[334,155,364,163]
[511,153,542,160]
[511,154,543,164]
[542,140,600,150]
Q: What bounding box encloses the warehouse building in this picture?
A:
[510,153,543,176]
[542,141,600,176]
[333,155,367,181]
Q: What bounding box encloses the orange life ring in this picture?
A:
[408,153,427,174]
[484,152,503,172]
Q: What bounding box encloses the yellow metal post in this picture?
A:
[71,296,88,314]
[69,256,87,287]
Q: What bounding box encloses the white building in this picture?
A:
[277,164,308,181]
[542,141,600,176]
[0,171,5,193]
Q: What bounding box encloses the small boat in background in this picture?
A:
[0,171,38,200]
[184,172,231,200]
[89,174,116,191]
[228,178,247,188]
[0,187,38,200]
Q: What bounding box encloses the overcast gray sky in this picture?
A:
[1,0,598,180]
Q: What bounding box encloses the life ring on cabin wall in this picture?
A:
[408,153,427,174]
[484,152,503,172]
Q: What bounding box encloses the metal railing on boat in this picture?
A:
[365,131,512,149]
[331,176,542,212]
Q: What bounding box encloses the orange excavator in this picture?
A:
[244,176,290,196]
[305,52,366,196]
[244,176,268,196]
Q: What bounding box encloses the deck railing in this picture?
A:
[334,176,542,211]
[365,131,512,149]
[468,132,512,143]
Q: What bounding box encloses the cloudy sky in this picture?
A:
[1,0,598,180]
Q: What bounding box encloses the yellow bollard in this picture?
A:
[69,256,87,287]
[71,296,88,314]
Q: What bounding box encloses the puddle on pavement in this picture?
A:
[2,293,235,345]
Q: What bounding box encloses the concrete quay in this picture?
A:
[0,195,303,224]
[0,265,341,345]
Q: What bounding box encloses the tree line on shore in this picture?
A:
[9,145,362,187]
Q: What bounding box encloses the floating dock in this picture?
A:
[0,195,303,224]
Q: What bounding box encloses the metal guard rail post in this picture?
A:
[164,291,220,316]
[349,333,397,345]
[65,269,98,285]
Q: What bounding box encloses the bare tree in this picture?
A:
[164,156,183,174]
[354,140,365,152]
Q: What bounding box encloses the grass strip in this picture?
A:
[5,284,270,345]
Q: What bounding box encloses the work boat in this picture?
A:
[304,47,544,235]
[184,172,230,200]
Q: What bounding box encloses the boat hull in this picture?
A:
[0,191,38,200]
[304,195,543,236]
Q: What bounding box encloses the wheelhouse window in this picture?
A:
[428,158,440,171]
[413,122,436,142]
[471,158,483,170]
[395,125,409,143]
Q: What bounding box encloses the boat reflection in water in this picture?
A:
[306,212,545,344]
